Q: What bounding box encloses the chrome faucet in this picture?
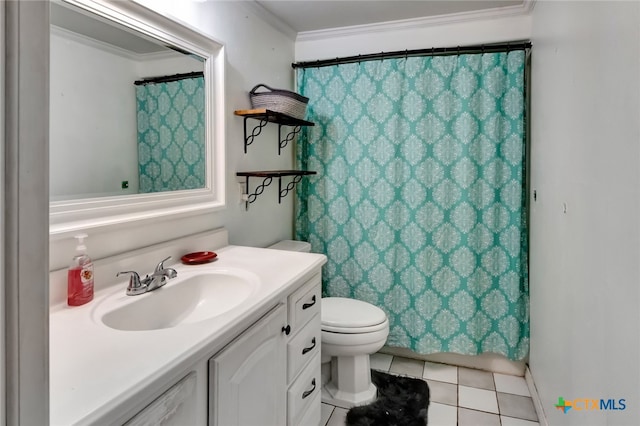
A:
[117,256,178,296]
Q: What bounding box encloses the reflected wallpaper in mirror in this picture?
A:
[49,2,206,201]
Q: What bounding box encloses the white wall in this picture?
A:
[0,2,5,422]
[135,54,203,77]
[295,13,532,61]
[529,1,640,425]
[49,0,297,270]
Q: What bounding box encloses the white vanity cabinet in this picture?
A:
[208,272,322,426]
[49,238,328,426]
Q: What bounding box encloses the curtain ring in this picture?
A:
[405,49,408,60]
[380,51,384,62]
[357,54,361,64]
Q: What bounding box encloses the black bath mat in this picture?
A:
[346,370,430,426]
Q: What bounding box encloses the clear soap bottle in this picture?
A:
[67,233,94,306]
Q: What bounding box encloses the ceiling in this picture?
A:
[255,0,525,33]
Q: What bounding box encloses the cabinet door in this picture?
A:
[125,372,198,426]
[209,305,287,426]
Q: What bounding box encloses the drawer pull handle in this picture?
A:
[302,337,316,355]
[302,295,316,310]
[302,378,316,400]
[282,325,291,335]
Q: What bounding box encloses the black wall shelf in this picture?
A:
[236,170,316,211]
[234,109,314,155]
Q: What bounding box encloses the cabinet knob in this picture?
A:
[282,325,291,335]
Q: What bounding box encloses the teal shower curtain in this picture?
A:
[295,51,529,360]
[136,75,205,193]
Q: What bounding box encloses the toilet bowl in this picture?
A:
[321,297,389,406]
[267,240,390,407]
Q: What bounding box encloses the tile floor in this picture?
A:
[321,353,540,426]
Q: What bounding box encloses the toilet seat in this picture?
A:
[321,297,387,334]
[321,319,389,348]
[322,321,388,334]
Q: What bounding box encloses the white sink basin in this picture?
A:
[99,270,259,331]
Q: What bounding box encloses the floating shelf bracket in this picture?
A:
[243,175,273,209]
[278,125,302,155]
[242,115,269,154]
[279,174,304,201]
[235,109,314,155]
[237,170,317,211]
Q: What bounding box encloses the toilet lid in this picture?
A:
[322,297,388,332]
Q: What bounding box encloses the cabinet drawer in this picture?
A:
[287,314,321,383]
[296,392,321,426]
[287,353,321,426]
[288,273,321,334]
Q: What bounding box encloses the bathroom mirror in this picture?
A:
[49,0,225,236]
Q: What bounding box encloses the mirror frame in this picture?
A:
[49,0,225,238]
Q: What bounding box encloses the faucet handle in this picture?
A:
[154,256,172,273]
[163,268,178,279]
[117,271,147,295]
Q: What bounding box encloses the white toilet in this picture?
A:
[268,240,390,407]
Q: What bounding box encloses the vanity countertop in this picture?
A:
[49,245,326,426]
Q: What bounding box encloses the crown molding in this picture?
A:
[297,2,535,42]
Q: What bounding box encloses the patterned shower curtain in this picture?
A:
[136,75,205,193]
[295,51,529,360]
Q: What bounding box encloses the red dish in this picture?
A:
[181,251,218,265]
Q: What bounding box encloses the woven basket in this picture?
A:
[249,84,309,120]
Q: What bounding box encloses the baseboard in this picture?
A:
[525,365,548,426]
[379,346,526,376]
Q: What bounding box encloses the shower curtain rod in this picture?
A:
[291,40,531,69]
[134,71,203,86]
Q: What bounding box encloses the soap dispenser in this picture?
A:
[67,233,94,306]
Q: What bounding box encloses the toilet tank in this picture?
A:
[267,240,311,253]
